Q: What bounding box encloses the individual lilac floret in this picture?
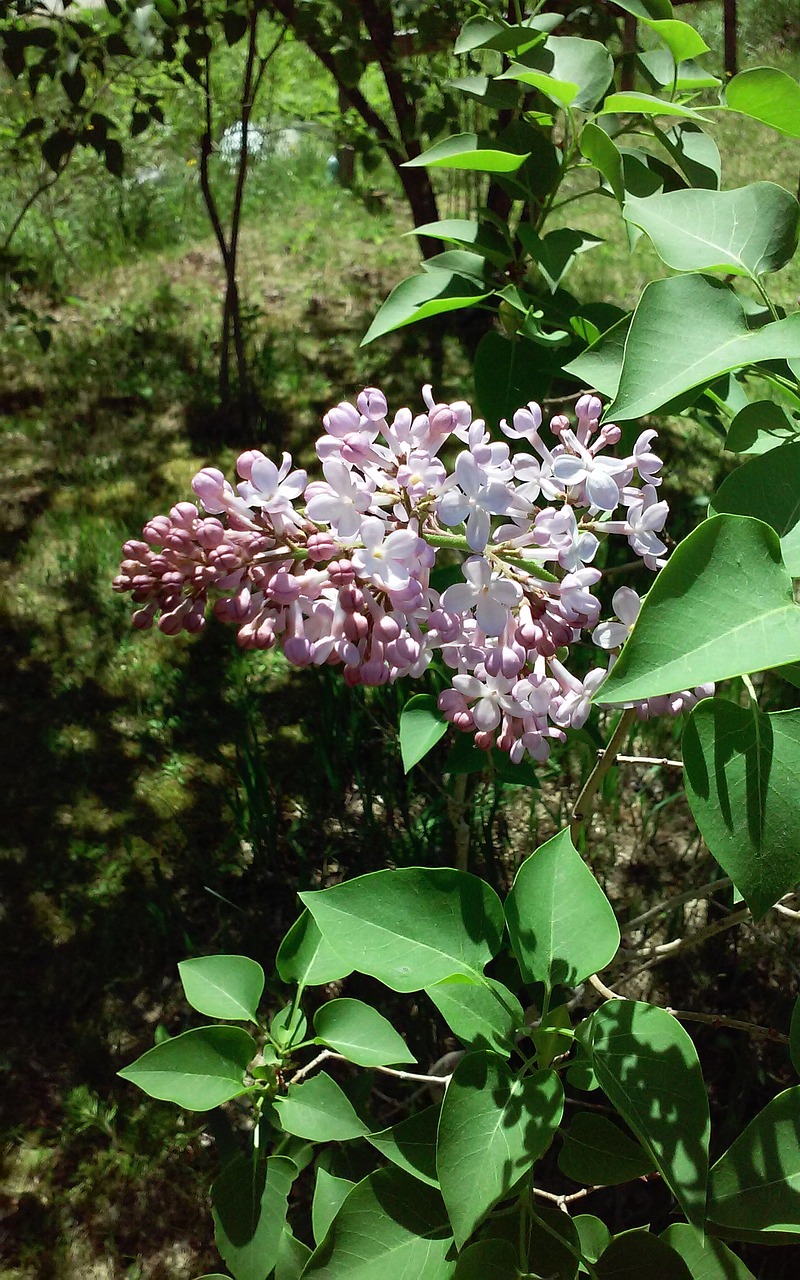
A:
[115,383,697,765]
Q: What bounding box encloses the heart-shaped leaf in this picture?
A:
[725,400,799,455]
[368,1106,440,1188]
[726,67,800,139]
[683,700,800,919]
[399,694,448,771]
[587,1001,710,1226]
[604,275,800,421]
[596,516,800,706]
[558,1112,655,1186]
[273,1072,367,1142]
[437,1051,563,1246]
[404,132,529,173]
[300,868,504,992]
[499,35,613,111]
[178,955,264,1022]
[314,998,416,1067]
[505,828,619,990]
[707,1087,800,1238]
[624,183,800,277]
[425,975,522,1054]
[212,1154,295,1280]
[362,270,490,345]
[661,1224,756,1278]
[709,442,800,575]
[302,1167,455,1278]
[276,909,353,988]
[118,1025,256,1110]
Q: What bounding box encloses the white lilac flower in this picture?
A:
[437,451,522,552]
[237,451,307,531]
[305,458,373,539]
[592,587,642,650]
[351,516,420,591]
[441,556,522,637]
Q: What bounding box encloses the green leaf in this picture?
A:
[302,1167,455,1278]
[314,999,416,1068]
[600,91,709,121]
[596,1232,693,1277]
[587,1001,710,1226]
[276,909,353,988]
[300,868,504,993]
[404,133,529,174]
[474,330,559,426]
[118,1026,255,1111]
[275,1228,312,1280]
[505,828,619,990]
[423,251,493,284]
[596,516,800,706]
[726,67,800,139]
[610,0,673,19]
[368,1106,440,1188]
[574,1215,612,1265]
[646,20,709,63]
[408,218,511,267]
[726,401,799,456]
[362,270,490,345]
[437,1051,563,1246]
[581,122,625,203]
[178,955,264,1022]
[211,1154,294,1280]
[273,1072,367,1141]
[605,275,800,421]
[527,1206,580,1279]
[454,15,556,56]
[453,1240,519,1278]
[654,121,721,189]
[312,1169,354,1247]
[660,1224,756,1279]
[558,1112,656,1186]
[683,701,800,919]
[709,443,800,574]
[564,313,632,398]
[426,975,522,1054]
[624,183,800,277]
[499,36,614,111]
[707,1087,800,1237]
[518,226,603,294]
[399,694,448,771]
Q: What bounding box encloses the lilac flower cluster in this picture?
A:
[114,386,712,763]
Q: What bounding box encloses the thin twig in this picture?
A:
[615,753,683,768]
[570,708,637,841]
[289,1049,453,1088]
[533,1185,603,1209]
[588,972,789,1044]
[621,876,732,935]
[614,906,753,982]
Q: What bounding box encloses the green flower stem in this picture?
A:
[423,531,559,582]
[569,708,637,842]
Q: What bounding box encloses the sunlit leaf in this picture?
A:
[118,1026,255,1110]
[314,998,416,1067]
[178,955,264,1022]
[726,67,800,139]
[301,868,504,992]
[596,516,800,705]
[505,828,619,990]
